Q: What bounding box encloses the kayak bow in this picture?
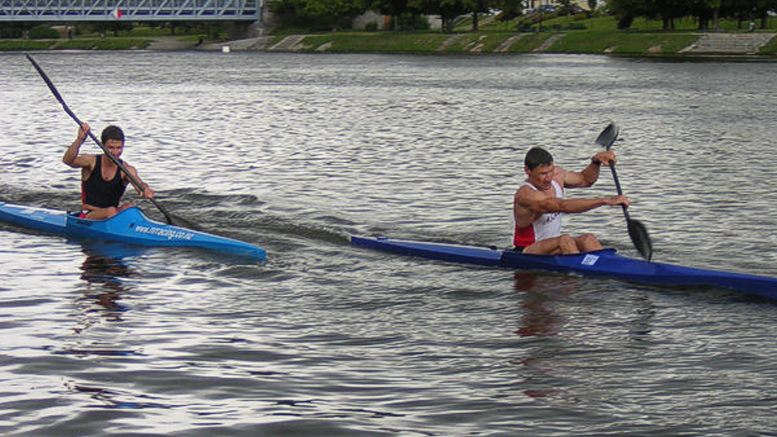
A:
[0,201,266,259]
[351,236,777,301]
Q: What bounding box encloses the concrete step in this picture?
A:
[681,33,776,54]
[269,35,307,51]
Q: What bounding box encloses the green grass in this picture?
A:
[576,16,619,32]
[0,37,150,50]
[301,32,450,53]
[759,35,777,55]
[58,37,151,50]
[126,26,173,37]
[479,12,616,32]
[480,13,777,33]
[0,39,54,51]
[629,15,777,32]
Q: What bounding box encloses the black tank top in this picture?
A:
[81,155,128,208]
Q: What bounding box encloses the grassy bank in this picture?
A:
[297,31,710,55]
[0,25,206,51]
[289,15,776,55]
[0,37,152,51]
[1,15,776,56]
[291,30,776,56]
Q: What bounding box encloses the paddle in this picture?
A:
[595,122,653,261]
[25,54,198,230]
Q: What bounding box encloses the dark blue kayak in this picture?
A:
[351,236,777,301]
[0,201,266,259]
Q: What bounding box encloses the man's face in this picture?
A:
[525,163,554,191]
[105,139,124,158]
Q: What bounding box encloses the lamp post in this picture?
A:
[537,0,544,32]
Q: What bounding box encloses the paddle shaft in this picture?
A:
[26,54,177,225]
[599,122,630,220]
[608,163,632,220]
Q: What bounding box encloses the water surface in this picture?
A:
[1,51,777,436]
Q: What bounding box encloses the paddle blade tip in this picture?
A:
[595,122,620,150]
[628,219,653,262]
[169,216,201,231]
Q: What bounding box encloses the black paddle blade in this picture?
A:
[168,215,201,231]
[627,219,653,262]
[149,199,201,231]
[595,122,619,150]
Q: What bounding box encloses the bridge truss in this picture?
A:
[0,0,262,22]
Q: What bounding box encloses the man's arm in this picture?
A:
[123,163,155,199]
[563,151,617,188]
[517,188,629,216]
[62,123,93,169]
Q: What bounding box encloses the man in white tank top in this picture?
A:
[513,146,630,255]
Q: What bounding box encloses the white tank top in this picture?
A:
[513,180,563,247]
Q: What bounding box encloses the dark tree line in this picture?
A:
[607,0,777,30]
[269,0,530,32]
[269,0,775,33]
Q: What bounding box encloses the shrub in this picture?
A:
[394,13,430,31]
[29,24,60,39]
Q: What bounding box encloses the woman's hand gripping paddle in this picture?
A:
[26,54,199,231]
[595,122,653,261]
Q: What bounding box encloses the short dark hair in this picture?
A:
[524,147,554,170]
[101,125,124,145]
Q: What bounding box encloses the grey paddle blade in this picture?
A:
[628,219,653,262]
[595,122,619,150]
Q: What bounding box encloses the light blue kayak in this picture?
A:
[0,201,266,259]
[351,236,777,301]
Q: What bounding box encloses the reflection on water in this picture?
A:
[79,255,129,313]
[65,381,169,410]
[512,271,581,400]
[514,271,580,338]
[72,242,143,332]
[79,246,134,322]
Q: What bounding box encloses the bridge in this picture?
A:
[0,0,263,22]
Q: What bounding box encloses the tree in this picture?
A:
[496,0,524,29]
[369,0,428,30]
[557,0,574,15]
[607,0,777,30]
[469,0,494,31]
[268,0,368,29]
[411,0,494,33]
[369,0,411,16]
[607,0,647,29]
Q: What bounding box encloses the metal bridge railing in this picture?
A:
[0,0,262,21]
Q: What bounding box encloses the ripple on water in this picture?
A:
[1,52,777,436]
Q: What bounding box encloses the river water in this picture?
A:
[1,51,777,436]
